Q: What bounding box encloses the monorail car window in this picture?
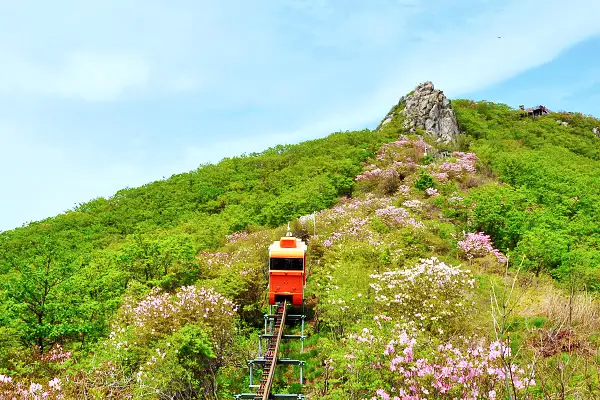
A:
[270,258,304,270]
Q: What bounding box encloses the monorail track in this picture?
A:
[255,300,287,400]
[235,299,305,400]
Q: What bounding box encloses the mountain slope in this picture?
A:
[0,89,599,399]
[0,129,394,361]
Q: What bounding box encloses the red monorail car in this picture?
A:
[268,234,307,306]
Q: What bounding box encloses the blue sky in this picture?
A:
[1,0,599,232]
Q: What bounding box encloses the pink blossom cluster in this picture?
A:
[375,206,424,229]
[330,315,534,400]
[0,376,63,400]
[401,200,422,210]
[356,168,383,181]
[376,138,427,153]
[40,345,71,364]
[200,251,235,271]
[225,231,248,243]
[380,168,400,181]
[458,232,507,264]
[431,172,449,183]
[121,285,237,337]
[323,231,343,248]
[392,161,419,175]
[339,195,390,211]
[425,187,439,197]
[437,152,479,177]
[329,205,348,217]
[396,185,410,196]
[320,194,428,249]
[325,195,389,221]
[322,219,372,249]
[320,195,390,233]
[357,138,427,182]
[369,258,474,329]
[371,333,534,400]
[356,161,418,183]
[349,217,369,234]
[413,139,428,152]
[380,139,413,151]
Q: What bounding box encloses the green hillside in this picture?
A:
[455,101,600,281]
[1,96,599,399]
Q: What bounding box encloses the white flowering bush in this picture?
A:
[120,285,237,342]
[77,285,239,399]
[0,376,64,400]
[132,324,215,399]
[369,257,474,332]
[425,187,440,197]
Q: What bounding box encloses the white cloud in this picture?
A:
[397,0,600,97]
[54,53,150,101]
[168,74,204,93]
[287,0,600,126]
[2,0,599,106]
[0,51,150,101]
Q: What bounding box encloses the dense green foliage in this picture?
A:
[453,100,600,286]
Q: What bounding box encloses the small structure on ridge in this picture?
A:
[520,104,551,117]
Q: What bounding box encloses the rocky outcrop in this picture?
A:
[378,81,460,143]
[593,127,599,138]
[380,115,393,127]
[402,81,460,143]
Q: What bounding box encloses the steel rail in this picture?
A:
[255,300,287,400]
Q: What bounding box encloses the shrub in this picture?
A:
[375,206,424,229]
[133,325,215,399]
[324,316,535,400]
[369,257,474,333]
[377,168,401,195]
[371,331,535,400]
[421,154,435,165]
[458,232,507,264]
[414,171,435,191]
[0,376,64,400]
[80,285,239,399]
[120,286,237,340]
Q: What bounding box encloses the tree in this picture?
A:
[3,235,79,352]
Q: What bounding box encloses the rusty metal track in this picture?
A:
[255,300,287,400]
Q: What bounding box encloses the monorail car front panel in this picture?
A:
[268,236,307,306]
